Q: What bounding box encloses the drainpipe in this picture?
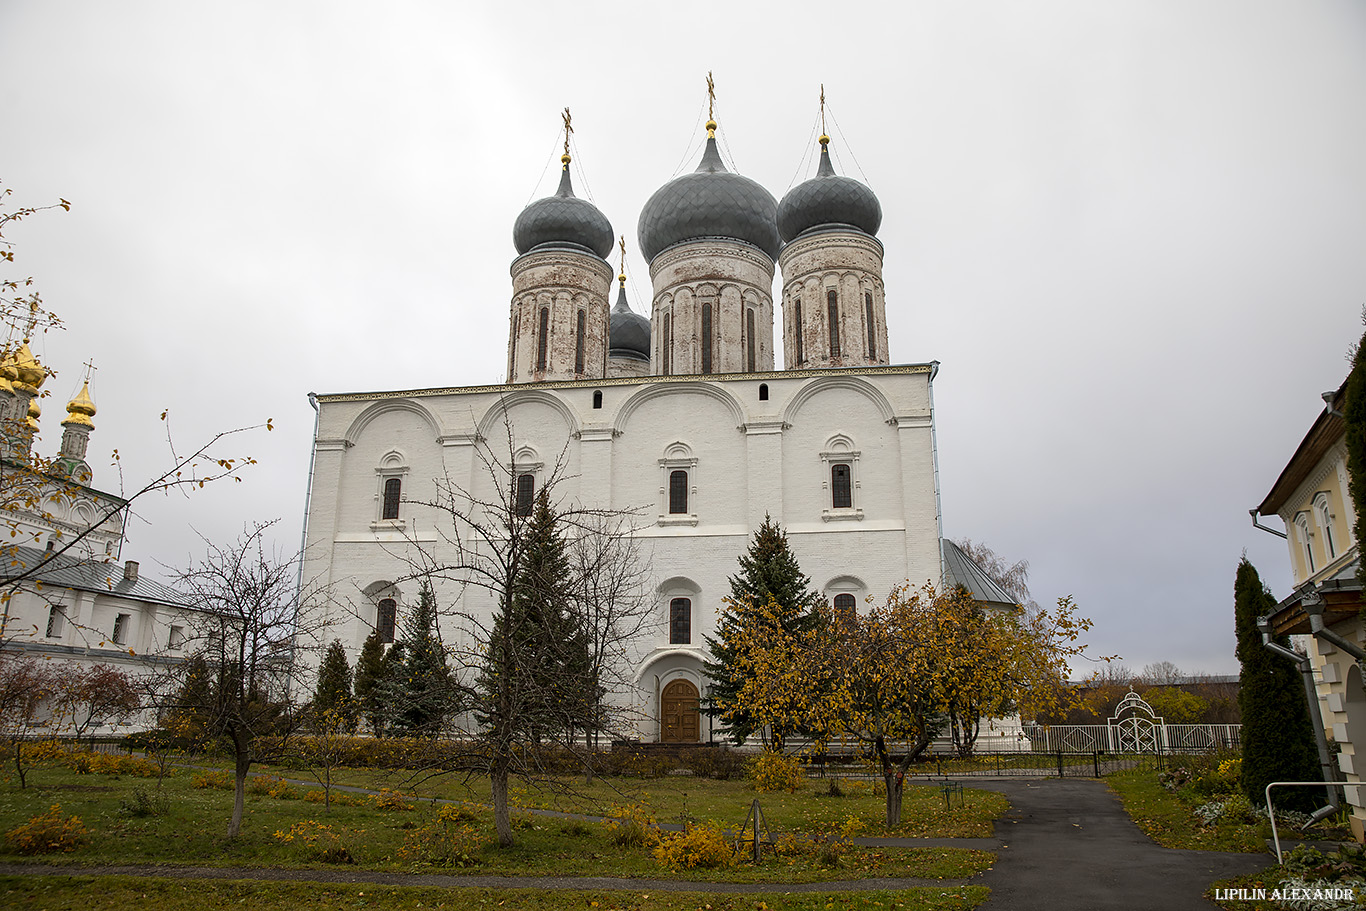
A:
[1258,617,1343,814]
[1250,508,1288,539]
[1302,591,1366,662]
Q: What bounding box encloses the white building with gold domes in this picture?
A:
[301,106,985,743]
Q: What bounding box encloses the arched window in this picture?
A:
[377,598,397,644]
[575,309,586,374]
[1314,492,1337,560]
[746,308,756,372]
[663,313,672,376]
[833,593,856,618]
[1296,512,1316,574]
[831,463,852,509]
[381,477,402,520]
[794,300,804,364]
[865,292,876,359]
[515,473,535,517]
[758,383,769,401]
[701,303,713,374]
[827,290,840,358]
[670,598,692,644]
[536,307,550,370]
[592,390,603,409]
[669,470,688,514]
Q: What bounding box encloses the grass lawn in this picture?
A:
[0,876,991,911]
[1106,769,1266,853]
[0,762,995,885]
[307,765,1006,839]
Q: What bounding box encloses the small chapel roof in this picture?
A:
[941,538,1018,609]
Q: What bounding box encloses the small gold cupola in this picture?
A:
[64,382,96,428]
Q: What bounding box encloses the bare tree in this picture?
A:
[399,409,653,847]
[152,521,318,839]
[0,651,55,788]
[1140,660,1184,686]
[49,663,142,747]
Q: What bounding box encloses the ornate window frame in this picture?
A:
[1295,510,1316,575]
[1313,491,1338,561]
[512,445,544,518]
[819,434,864,522]
[372,450,409,531]
[658,442,698,526]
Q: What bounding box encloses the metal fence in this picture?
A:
[1024,723,1241,754]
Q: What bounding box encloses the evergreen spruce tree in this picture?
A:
[703,514,823,749]
[353,628,387,736]
[1345,320,1366,589]
[478,490,591,743]
[1235,557,1322,810]
[312,640,355,731]
[391,583,454,737]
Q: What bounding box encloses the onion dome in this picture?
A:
[12,344,46,393]
[64,382,96,428]
[608,279,650,362]
[0,351,16,396]
[777,136,881,243]
[513,156,614,259]
[637,129,780,262]
[25,396,40,432]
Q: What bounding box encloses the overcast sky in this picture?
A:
[3,1,1364,676]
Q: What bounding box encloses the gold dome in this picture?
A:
[25,396,40,432]
[64,382,95,428]
[12,344,45,392]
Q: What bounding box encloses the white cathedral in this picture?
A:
[301,111,1004,743]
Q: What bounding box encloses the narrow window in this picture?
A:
[46,605,66,638]
[669,598,692,645]
[758,383,769,401]
[515,473,535,517]
[865,292,876,360]
[537,307,550,370]
[669,469,688,514]
[663,313,672,376]
[377,598,397,644]
[1315,494,1337,559]
[509,312,519,378]
[827,290,840,358]
[382,477,402,520]
[794,300,804,364]
[592,390,603,409]
[575,309,586,374]
[831,463,852,509]
[1296,515,1315,574]
[168,625,185,650]
[833,593,856,618]
[112,613,130,646]
[701,303,713,374]
[746,308,756,372]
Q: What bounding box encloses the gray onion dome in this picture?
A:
[513,163,615,258]
[777,140,881,243]
[608,282,651,362]
[637,136,780,262]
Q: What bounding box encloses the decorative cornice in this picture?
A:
[648,238,775,280]
[509,247,615,281]
[314,362,936,404]
[778,229,885,268]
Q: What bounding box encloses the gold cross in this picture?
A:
[82,359,98,382]
[618,236,627,277]
[562,107,573,157]
[706,72,715,122]
[820,84,827,136]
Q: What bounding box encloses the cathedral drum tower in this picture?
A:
[776,129,888,370]
[508,113,615,383]
[637,108,779,377]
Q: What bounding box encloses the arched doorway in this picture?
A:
[661,679,700,743]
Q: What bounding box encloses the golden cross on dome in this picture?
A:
[618,235,627,281]
[561,107,573,161]
[820,84,827,138]
[706,72,715,121]
[81,359,97,382]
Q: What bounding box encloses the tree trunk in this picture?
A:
[884,769,903,828]
[14,741,27,789]
[491,760,513,847]
[228,752,249,839]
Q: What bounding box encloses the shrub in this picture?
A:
[746,752,804,793]
[273,820,356,864]
[191,769,233,790]
[304,789,359,806]
[397,805,487,868]
[65,752,162,778]
[1193,793,1257,826]
[5,805,87,854]
[560,819,592,837]
[679,747,746,781]
[370,788,416,811]
[119,786,169,818]
[604,803,661,847]
[653,820,734,869]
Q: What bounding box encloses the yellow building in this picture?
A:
[1257,380,1366,840]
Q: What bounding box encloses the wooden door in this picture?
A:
[661,679,700,743]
